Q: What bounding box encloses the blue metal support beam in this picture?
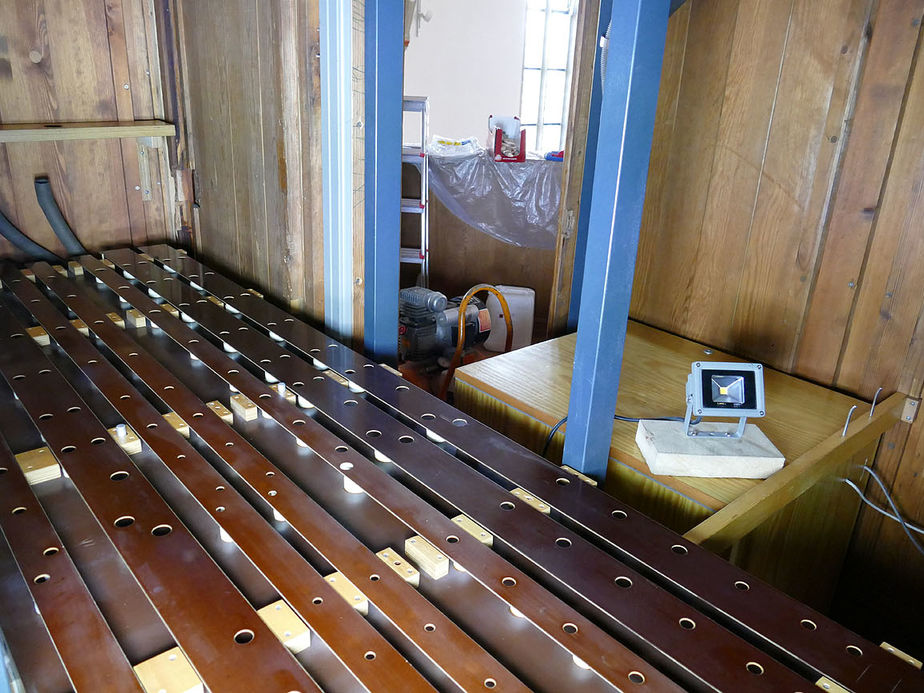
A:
[364,0,404,364]
[562,0,669,479]
[319,0,354,341]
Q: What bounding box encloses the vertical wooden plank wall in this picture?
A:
[629,0,924,652]
[0,0,172,259]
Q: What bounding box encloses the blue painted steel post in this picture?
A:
[320,0,354,341]
[562,0,669,479]
[364,1,404,364]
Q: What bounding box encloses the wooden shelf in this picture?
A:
[0,120,175,144]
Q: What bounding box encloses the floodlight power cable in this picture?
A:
[541,413,699,458]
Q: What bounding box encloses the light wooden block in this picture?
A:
[323,572,368,615]
[229,393,258,422]
[101,258,115,269]
[404,536,449,580]
[126,308,146,328]
[27,326,49,346]
[67,260,83,276]
[14,447,61,484]
[510,487,550,514]
[207,295,224,307]
[164,304,180,318]
[376,547,420,586]
[636,420,785,479]
[257,600,311,653]
[560,465,598,486]
[162,412,190,438]
[133,647,203,693]
[106,311,125,329]
[108,424,142,455]
[206,400,233,424]
[881,642,922,669]
[815,676,849,693]
[70,318,89,336]
[22,268,35,282]
[52,264,67,277]
[452,514,493,546]
[247,288,263,298]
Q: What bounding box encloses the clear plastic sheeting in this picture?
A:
[427,151,562,249]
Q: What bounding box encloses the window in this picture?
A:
[520,0,578,154]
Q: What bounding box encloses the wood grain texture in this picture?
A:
[0,0,171,258]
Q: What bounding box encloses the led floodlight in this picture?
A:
[683,362,765,439]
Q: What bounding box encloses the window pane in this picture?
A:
[549,0,571,11]
[523,10,545,68]
[520,69,540,124]
[540,124,561,153]
[542,70,566,124]
[526,0,548,8]
[544,12,571,69]
[523,125,538,153]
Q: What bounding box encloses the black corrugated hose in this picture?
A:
[34,177,86,257]
[0,206,61,262]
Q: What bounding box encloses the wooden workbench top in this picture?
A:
[455,321,865,510]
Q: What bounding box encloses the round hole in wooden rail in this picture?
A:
[87,358,98,364]
[339,462,354,471]
[163,385,174,391]
[192,413,203,418]
[446,535,460,544]
[43,547,59,556]
[344,399,358,407]
[267,490,277,497]
[500,501,515,511]
[291,379,302,385]
[39,413,53,421]
[424,623,436,632]
[396,385,409,392]
[312,597,323,605]
[335,445,349,453]
[146,423,158,430]
[452,418,468,427]
[228,369,239,376]
[90,437,106,445]
[615,576,633,588]
[398,435,414,444]
[12,374,25,381]
[363,651,376,661]
[420,413,436,420]
[12,507,26,515]
[679,617,696,630]
[313,376,325,382]
[260,358,271,365]
[628,671,645,684]
[128,352,139,358]
[114,516,135,528]
[344,369,355,375]
[484,679,496,689]
[110,471,129,481]
[0,467,6,475]
[366,429,382,438]
[259,393,271,400]
[33,573,51,584]
[562,623,578,634]
[225,442,234,447]
[93,320,104,325]
[60,445,76,454]
[846,645,863,657]
[151,524,173,537]
[233,629,255,645]
[800,619,817,631]
[292,419,305,426]
[176,454,186,461]
[120,394,131,400]
[501,577,517,587]
[265,471,275,478]
[671,544,688,555]
[216,506,226,513]
[369,574,381,582]
[555,537,572,548]
[150,308,161,314]
[734,580,750,591]
[11,333,23,338]
[188,338,199,344]
[746,662,764,675]
[555,477,571,486]
[39,368,51,374]
[67,406,81,413]
[216,485,225,491]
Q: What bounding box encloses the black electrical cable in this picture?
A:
[0,207,61,262]
[541,413,700,458]
[34,177,86,257]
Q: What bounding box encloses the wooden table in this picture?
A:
[454,321,912,609]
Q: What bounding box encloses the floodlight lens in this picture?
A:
[711,375,745,404]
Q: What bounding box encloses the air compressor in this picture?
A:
[398,287,491,362]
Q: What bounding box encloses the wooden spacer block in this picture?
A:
[257,600,311,653]
[106,311,125,329]
[22,268,35,282]
[404,536,449,580]
[452,514,493,546]
[126,308,146,328]
[560,465,598,487]
[510,487,551,514]
[376,547,420,586]
[108,424,142,455]
[70,318,89,336]
[101,258,116,269]
[230,393,258,422]
[26,326,50,346]
[52,264,67,277]
[636,420,784,479]
[815,676,849,692]
[379,362,403,378]
[881,642,922,669]
[206,400,233,424]
[133,646,203,693]
[67,260,83,276]
[162,412,190,438]
[323,572,368,615]
[163,304,180,318]
[138,252,155,262]
[207,295,224,307]
[247,287,264,298]
[14,447,61,485]
[323,370,350,387]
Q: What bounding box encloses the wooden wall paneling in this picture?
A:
[546,0,601,336]
[629,0,740,333]
[729,0,874,370]
[795,0,924,385]
[305,0,326,320]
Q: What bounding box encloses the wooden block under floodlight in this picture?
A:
[635,420,784,479]
[510,488,551,514]
[106,311,125,329]
[257,600,311,653]
[162,412,190,438]
[133,646,203,693]
[229,393,258,422]
[27,326,49,346]
[67,260,83,276]
[376,547,420,586]
[323,572,368,615]
[70,318,89,336]
[108,424,142,455]
[404,536,449,580]
[452,514,493,546]
[206,400,233,424]
[14,447,61,485]
[126,308,146,328]
[560,465,598,486]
